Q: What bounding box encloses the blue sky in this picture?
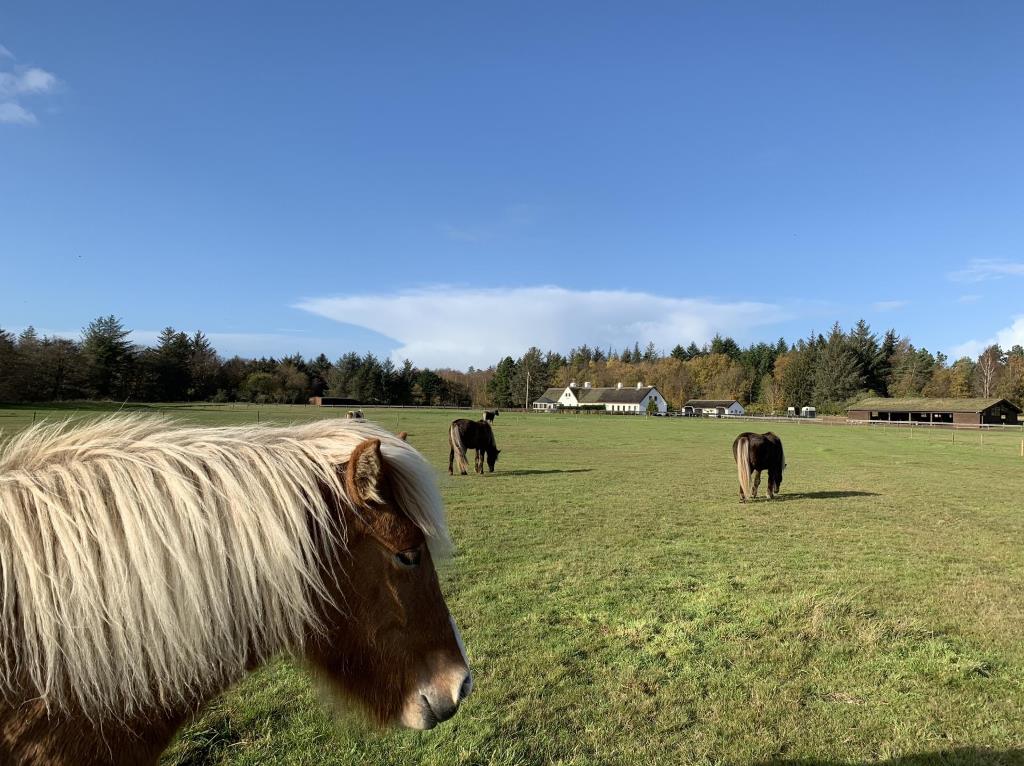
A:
[2,1,1023,368]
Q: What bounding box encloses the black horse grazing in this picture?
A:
[483,410,499,423]
[733,432,785,502]
[449,418,501,475]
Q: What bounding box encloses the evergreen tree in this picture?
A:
[486,356,517,408]
[81,315,135,399]
[813,323,864,410]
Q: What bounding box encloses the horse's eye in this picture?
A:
[395,548,422,567]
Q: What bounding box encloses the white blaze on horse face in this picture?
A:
[450,615,472,698]
[398,615,472,730]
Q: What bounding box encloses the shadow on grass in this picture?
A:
[753,747,1024,765]
[492,469,595,477]
[775,490,880,501]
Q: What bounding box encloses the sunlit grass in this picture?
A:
[2,405,1023,765]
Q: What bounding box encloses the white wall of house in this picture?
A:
[639,389,668,414]
[726,402,745,416]
[559,387,579,406]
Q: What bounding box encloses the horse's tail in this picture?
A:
[450,422,469,474]
[736,436,751,500]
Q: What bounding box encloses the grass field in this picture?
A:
[2,404,1023,765]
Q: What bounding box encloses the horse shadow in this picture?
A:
[492,469,594,477]
[750,747,1024,765]
[775,490,880,501]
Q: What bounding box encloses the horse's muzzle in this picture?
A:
[402,668,473,729]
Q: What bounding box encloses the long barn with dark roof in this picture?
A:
[847,397,1021,426]
[532,381,668,414]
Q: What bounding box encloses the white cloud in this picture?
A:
[0,67,58,97]
[0,48,59,126]
[957,294,981,304]
[950,315,1024,360]
[0,102,36,125]
[295,285,789,369]
[948,259,1024,283]
[871,300,908,312]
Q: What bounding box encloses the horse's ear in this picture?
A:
[345,438,386,507]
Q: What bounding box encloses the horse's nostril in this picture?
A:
[458,673,473,701]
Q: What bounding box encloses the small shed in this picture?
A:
[847,397,1021,426]
[800,406,816,418]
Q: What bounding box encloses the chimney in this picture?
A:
[584,381,592,389]
[617,382,623,389]
[636,381,643,389]
[569,381,577,388]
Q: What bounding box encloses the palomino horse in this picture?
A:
[448,418,500,475]
[0,416,471,765]
[733,431,786,502]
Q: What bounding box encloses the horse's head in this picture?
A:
[486,448,500,473]
[307,437,471,729]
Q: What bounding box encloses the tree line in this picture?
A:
[0,316,472,406]
[2,316,1022,413]
[477,320,1024,414]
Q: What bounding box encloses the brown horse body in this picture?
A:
[0,417,470,765]
[733,431,786,502]
[448,419,500,475]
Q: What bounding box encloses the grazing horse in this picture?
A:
[0,416,471,765]
[483,410,499,424]
[347,409,364,419]
[448,419,500,475]
[733,431,786,502]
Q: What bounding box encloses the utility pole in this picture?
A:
[525,368,530,412]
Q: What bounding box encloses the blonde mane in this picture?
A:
[0,415,448,719]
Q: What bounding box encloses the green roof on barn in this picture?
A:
[848,397,1020,414]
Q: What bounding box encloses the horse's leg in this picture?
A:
[449,446,455,476]
[475,448,483,474]
[752,470,761,499]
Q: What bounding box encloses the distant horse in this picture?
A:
[483,410,499,424]
[0,416,471,765]
[448,419,501,475]
[733,431,786,502]
[347,409,364,419]
[398,431,409,441]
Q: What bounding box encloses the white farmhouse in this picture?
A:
[682,399,745,417]
[532,381,668,414]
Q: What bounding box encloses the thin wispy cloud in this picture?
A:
[0,45,59,125]
[871,300,908,312]
[438,203,539,244]
[956,294,981,304]
[0,102,36,125]
[948,259,1024,283]
[295,285,789,369]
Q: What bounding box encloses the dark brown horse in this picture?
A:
[483,410,499,423]
[448,419,500,475]
[733,431,786,502]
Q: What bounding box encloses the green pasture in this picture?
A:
[1,404,1023,765]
